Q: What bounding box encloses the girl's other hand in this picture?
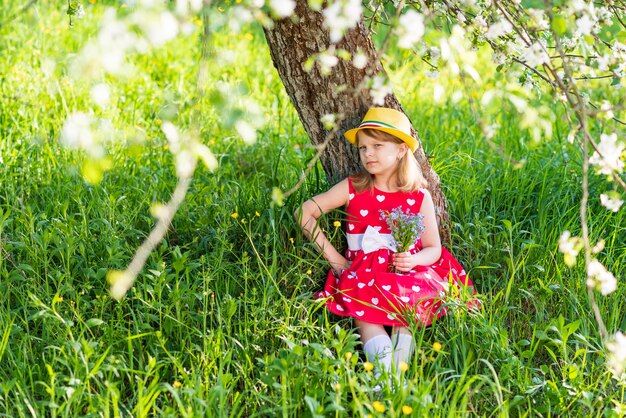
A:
[392,251,416,272]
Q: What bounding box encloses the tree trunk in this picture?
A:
[263,0,451,244]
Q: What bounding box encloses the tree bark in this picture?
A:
[263,0,451,244]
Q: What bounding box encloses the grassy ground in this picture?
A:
[1,1,625,416]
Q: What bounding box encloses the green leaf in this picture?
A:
[551,15,567,36]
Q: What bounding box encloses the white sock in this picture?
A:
[391,333,414,376]
[362,334,393,382]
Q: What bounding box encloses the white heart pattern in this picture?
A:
[348,224,355,231]
[376,195,385,202]
[412,285,421,292]
[371,297,379,305]
[365,268,372,273]
[358,282,366,289]
[424,273,432,279]
[356,311,365,317]
[387,314,396,320]
[335,305,344,312]
[342,296,352,303]
[407,199,416,206]
[382,285,391,291]
[378,257,385,264]
[400,296,410,303]
[360,209,369,217]
[368,279,375,286]
[349,193,355,200]
[348,272,357,279]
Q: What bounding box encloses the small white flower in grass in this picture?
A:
[352,52,367,69]
[143,11,179,47]
[607,332,626,379]
[270,0,295,18]
[600,193,624,212]
[370,76,392,106]
[521,42,550,68]
[433,84,444,103]
[558,230,583,267]
[61,112,95,151]
[90,83,111,108]
[396,10,425,49]
[587,259,617,295]
[235,120,257,144]
[589,133,624,175]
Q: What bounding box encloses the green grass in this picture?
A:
[1,1,626,416]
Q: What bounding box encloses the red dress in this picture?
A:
[317,179,475,327]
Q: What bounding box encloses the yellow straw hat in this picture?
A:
[344,107,418,152]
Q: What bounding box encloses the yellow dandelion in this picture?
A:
[333,220,341,228]
[289,237,294,244]
[255,211,261,217]
[173,381,182,389]
[363,361,374,371]
[433,342,442,351]
[372,401,385,412]
[399,361,408,372]
[306,269,312,275]
[231,212,239,219]
[345,352,353,360]
[402,405,413,415]
[334,382,341,390]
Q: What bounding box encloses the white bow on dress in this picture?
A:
[361,225,397,254]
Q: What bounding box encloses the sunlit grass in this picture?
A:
[1,1,625,416]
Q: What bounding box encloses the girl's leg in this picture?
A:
[355,319,393,384]
[391,326,414,377]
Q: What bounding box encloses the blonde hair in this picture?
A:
[351,129,427,193]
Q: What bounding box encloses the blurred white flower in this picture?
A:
[235,120,257,144]
[600,193,624,212]
[320,113,336,130]
[485,19,512,40]
[228,6,254,32]
[161,122,181,152]
[144,11,179,46]
[61,112,95,151]
[587,259,617,295]
[318,50,339,75]
[575,14,594,36]
[397,10,425,49]
[558,230,583,267]
[426,71,440,79]
[607,332,626,379]
[369,76,392,105]
[352,52,367,69]
[176,0,203,16]
[322,0,362,43]
[176,150,196,178]
[433,84,444,103]
[90,83,111,108]
[589,133,624,175]
[527,9,549,31]
[270,0,295,18]
[521,42,550,68]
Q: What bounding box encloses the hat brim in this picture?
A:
[344,126,418,153]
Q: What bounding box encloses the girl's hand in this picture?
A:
[332,259,352,277]
[392,251,417,272]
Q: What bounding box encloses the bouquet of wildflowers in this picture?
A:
[379,207,425,253]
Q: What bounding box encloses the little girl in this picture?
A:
[295,107,475,386]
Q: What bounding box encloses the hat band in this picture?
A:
[358,120,398,130]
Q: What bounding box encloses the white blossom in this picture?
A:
[485,19,513,40]
[527,9,549,31]
[433,84,444,103]
[322,0,362,44]
[142,11,179,47]
[320,113,336,130]
[318,50,339,75]
[575,14,594,36]
[352,52,367,69]
[521,42,550,68]
[370,76,392,105]
[607,332,626,379]
[587,259,617,295]
[396,10,425,49]
[589,133,625,175]
[235,120,257,144]
[600,194,624,212]
[61,112,95,152]
[90,83,111,108]
[269,0,295,18]
[558,231,579,258]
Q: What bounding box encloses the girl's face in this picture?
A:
[357,131,407,177]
